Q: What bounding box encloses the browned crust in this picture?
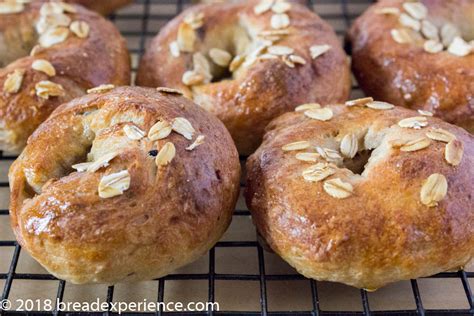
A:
[0,1,131,153]
[245,103,474,289]
[137,0,351,155]
[64,0,132,15]
[9,86,241,284]
[348,0,474,133]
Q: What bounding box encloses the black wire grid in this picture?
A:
[1,0,473,315]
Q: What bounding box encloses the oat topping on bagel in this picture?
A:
[246,99,473,289]
[138,0,351,154]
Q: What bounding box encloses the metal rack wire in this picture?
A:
[0,0,473,315]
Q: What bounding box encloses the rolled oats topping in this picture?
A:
[172,117,195,140]
[304,108,333,121]
[35,80,65,99]
[418,109,433,116]
[193,52,212,82]
[31,59,56,76]
[209,48,232,67]
[36,12,71,34]
[254,0,274,15]
[445,139,463,166]
[345,97,374,107]
[402,2,427,20]
[71,162,93,172]
[423,40,443,53]
[229,55,245,72]
[184,11,204,29]
[420,173,447,207]
[169,41,180,57]
[155,142,176,166]
[421,20,438,40]
[295,103,321,112]
[391,28,413,44]
[271,13,290,29]
[399,137,431,152]
[0,2,24,14]
[340,133,358,158]
[399,13,421,31]
[310,44,331,59]
[40,2,64,15]
[70,20,90,38]
[123,125,145,140]
[426,128,456,143]
[87,84,115,94]
[288,54,306,65]
[323,178,354,199]
[303,162,335,182]
[148,120,172,141]
[398,116,428,129]
[98,170,130,199]
[39,26,69,48]
[87,152,118,172]
[268,45,294,56]
[182,71,204,86]
[282,141,310,152]
[447,36,472,57]
[295,152,320,162]
[3,69,25,94]
[316,146,342,163]
[440,23,460,47]
[366,101,395,110]
[186,135,206,151]
[30,45,41,57]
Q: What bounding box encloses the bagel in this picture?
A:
[348,0,474,133]
[0,0,130,153]
[245,98,473,289]
[137,0,351,155]
[9,86,241,284]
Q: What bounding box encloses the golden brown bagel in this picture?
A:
[348,0,474,133]
[9,86,241,284]
[0,0,130,153]
[137,0,351,155]
[245,98,473,289]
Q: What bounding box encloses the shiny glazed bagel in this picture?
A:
[0,0,130,153]
[348,0,474,132]
[9,86,241,284]
[137,0,351,155]
[245,99,473,289]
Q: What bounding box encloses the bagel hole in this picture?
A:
[202,24,252,82]
[343,149,372,175]
[210,66,233,83]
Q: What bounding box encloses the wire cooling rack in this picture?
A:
[1,0,473,315]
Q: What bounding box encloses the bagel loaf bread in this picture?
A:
[137,0,351,155]
[0,0,130,152]
[246,99,473,289]
[9,86,241,284]
[348,0,474,132]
